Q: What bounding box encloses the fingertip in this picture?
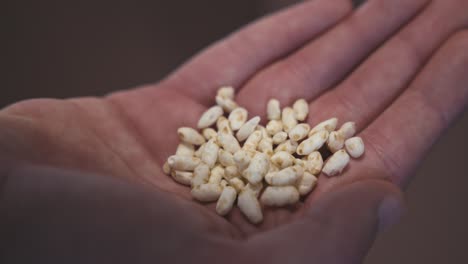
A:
[332,179,405,234]
[377,194,405,234]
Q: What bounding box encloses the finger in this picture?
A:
[237,0,430,116]
[0,164,238,262]
[307,0,468,130]
[361,30,468,187]
[244,180,404,264]
[163,0,353,105]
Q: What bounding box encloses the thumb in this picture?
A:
[247,180,404,264]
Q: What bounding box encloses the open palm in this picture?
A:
[1,0,467,261]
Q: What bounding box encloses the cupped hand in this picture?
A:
[1,0,467,263]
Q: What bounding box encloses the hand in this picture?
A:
[1,0,467,262]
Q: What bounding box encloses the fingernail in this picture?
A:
[377,196,404,234]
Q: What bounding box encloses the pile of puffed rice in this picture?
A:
[163,87,365,224]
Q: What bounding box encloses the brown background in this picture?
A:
[2,0,467,263]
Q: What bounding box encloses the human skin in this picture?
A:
[0,0,467,263]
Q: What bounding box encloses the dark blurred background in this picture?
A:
[2,0,467,263]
